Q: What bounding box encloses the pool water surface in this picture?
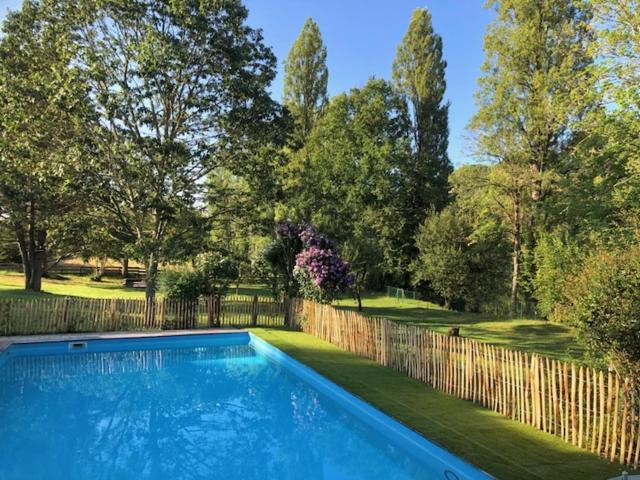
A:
[0,333,491,480]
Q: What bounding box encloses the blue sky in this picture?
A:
[0,0,494,165]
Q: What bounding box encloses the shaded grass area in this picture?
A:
[334,292,584,363]
[252,328,629,480]
[0,271,270,300]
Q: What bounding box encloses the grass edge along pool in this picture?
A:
[0,332,493,480]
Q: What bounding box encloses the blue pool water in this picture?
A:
[0,333,491,480]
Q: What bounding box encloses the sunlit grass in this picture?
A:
[0,271,270,300]
[334,292,584,363]
[252,329,627,480]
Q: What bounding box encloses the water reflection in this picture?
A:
[0,344,438,480]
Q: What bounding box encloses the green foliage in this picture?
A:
[283,18,328,142]
[533,231,587,318]
[0,0,95,291]
[393,8,452,262]
[194,252,239,297]
[158,269,204,301]
[554,243,640,376]
[413,206,510,311]
[74,0,279,298]
[290,79,412,281]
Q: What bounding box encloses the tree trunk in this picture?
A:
[14,202,47,292]
[145,256,159,300]
[121,257,129,278]
[510,198,522,315]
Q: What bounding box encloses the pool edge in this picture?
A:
[248,332,495,480]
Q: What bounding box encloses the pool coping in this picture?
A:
[0,329,495,479]
[0,329,241,352]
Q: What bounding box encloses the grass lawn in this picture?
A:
[334,292,584,363]
[252,328,629,480]
[0,271,270,300]
[0,271,582,362]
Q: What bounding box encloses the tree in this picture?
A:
[413,205,510,311]
[469,0,594,310]
[75,0,279,299]
[472,0,594,205]
[588,0,640,234]
[0,0,94,291]
[393,7,452,252]
[290,79,413,282]
[283,18,328,143]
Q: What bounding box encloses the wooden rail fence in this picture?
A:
[293,300,640,468]
[0,295,292,335]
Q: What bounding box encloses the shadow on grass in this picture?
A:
[253,329,630,480]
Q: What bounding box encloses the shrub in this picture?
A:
[533,230,586,318]
[194,252,238,297]
[262,221,352,302]
[294,245,352,303]
[554,243,640,375]
[413,206,510,311]
[158,269,204,300]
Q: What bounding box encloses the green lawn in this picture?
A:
[0,271,582,362]
[252,328,629,480]
[335,292,584,363]
[0,271,270,300]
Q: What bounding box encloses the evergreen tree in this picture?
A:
[283,18,328,143]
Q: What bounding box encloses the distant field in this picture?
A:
[334,292,584,363]
[0,271,271,300]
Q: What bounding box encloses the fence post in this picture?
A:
[206,296,214,327]
[251,295,258,327]
[62,297,71,333]
[214,295,221,327]
[283,297,291,328]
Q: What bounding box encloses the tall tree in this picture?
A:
[0,0,94,291]
[76,0,279,298]
[283,18,328,143]
[393,7,452,246]
[469,0,594,310]
[293,79,413,290]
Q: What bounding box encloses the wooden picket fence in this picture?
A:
[0,295,292,335]
[292,300,640,468]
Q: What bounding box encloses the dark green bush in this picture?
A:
[413,206,510,312]
[553,243,640,375]
[158,269,204,300]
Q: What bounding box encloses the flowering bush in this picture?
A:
[294,242,352,304]
[264,220,352,303]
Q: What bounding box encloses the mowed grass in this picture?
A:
[334,292,585,363]
[0,271,271,300]
[0,270,581,362]
[252,328,629,480]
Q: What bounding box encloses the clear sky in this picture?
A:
[0,0,494,166]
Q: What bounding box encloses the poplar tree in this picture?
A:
[283,18,328,143]
[393,8,452,244]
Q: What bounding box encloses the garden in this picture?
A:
[1,0,640,479]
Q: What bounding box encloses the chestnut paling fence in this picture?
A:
[292,300,640,468]
[2,295,639,467]
[0,295,293,335]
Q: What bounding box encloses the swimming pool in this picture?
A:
[0,332,492,480]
